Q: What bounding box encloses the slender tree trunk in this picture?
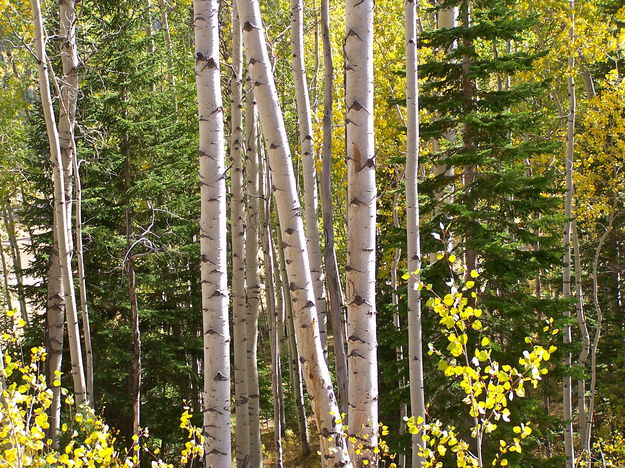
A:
[290,0,328,358]
[345,0,377,458]
[193,0,232,463]
[30,0,87,406]
[320,0,348,416]
[234,0,351,463]
[157,0,177,111]
[572,220,590,452]
[46,210,64,447]
[406,1,425,466]
[244,84,263,468]
[230,3,250,465]
[2,204,28,322]
[72,157,94,404]
[259,155,284,468]
[126,247,142,442]
[562,2,576,466]
[276,227,311,457]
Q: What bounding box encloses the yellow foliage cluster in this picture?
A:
[0,325,203,467]
[404,259,556,467]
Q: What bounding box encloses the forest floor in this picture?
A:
[260,418,321,467]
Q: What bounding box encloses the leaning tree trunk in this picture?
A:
[30,0,87,406]
[320,0,348,415]
[230,3,250,465]
[234,0,351,463]
[244,84,263,468]
[276,226,311,457]
[193,0,232,463]
[0,231,13,312]
[345,0,377,460]
[562,1,576,466]
[406,1,426,465]
[290,0,328,357]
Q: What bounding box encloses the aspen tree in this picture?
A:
[30,0,87,407]
[320,0,348,414]
[230,4,250,465]
[1,205,27,322]
[0,233,12,312]
[244,85,263,467]
[406,0,425,465]
[193,0,231,463]
[345,0,377,457]
[562,1,576,466]
[290,0,328,355]
[234,0,351,463]
[276,227,311,456]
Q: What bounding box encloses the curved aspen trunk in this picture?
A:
[193,0,232,464]
[230,4,250,465]
[234,0,351,464]
[345,0,377,459]
[406,1,425,466]
[2,205,28,322]
[562,1,576,466]
[244,85,263,468]
[31,0,87,407]
[290,0,328,357]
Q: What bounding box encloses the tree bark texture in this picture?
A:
[2,204,28,322]
[193,0,232,463]
[345,0,378,458]
[244,84,263,468]
[290,0,328,357]
[230,3,250,465]
[31,0,87,406]
[406,1,426,465]
[320,0,348,416]
[234,0,351,463]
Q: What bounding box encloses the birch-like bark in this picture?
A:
[562,2,576,465]
[277,227,311,456]
[230,3,250,464]
[259,155,284,468]
[320,0,348,415]
[2,205,28,322]
[290,0,328,357]
[406,1,425,465]
[345,0,377,457]
[72,157,94,404]
[31,0,87,406]
[46,212,64,447]
[234,0,351,463]
[193,0,231,463]
[244,84,263,468]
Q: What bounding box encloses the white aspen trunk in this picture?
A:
[259,156,284,468]
[193,0,232,463]
[234,0,351,463]
[46,214,64,447]
[320,0,348,415]
[290,0,328,357]
[230,3,250,465]
[276,227,311,456]
[406,1,426,466]
[30,0,87,406]
[2,205,28,322]
[562,2,576,466]
[72,157,94,404]
[345,0,377,458]
[244,85,263,468]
